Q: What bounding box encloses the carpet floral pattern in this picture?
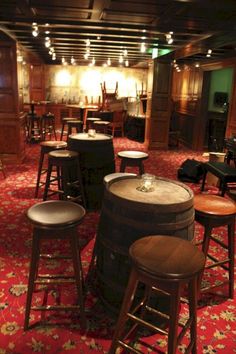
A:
[0,138,235,353]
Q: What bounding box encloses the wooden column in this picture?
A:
[0,30,26,163]
[147,59,172,149]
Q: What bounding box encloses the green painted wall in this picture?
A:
[208,68,233,112]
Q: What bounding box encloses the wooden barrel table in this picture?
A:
[68,133,115,210]
[96,175,195,311]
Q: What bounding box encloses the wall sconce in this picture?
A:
[137,174,156,192]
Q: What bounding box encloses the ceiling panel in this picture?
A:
[0,0,235,67]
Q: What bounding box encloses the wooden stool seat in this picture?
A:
[35,140,67,197]
[194,194,236,298]
[201,161,236,196]
[60,117,77,140]
[110,235,205,354]
[24,200,86,330]
[43,149,86,207]
[118,150,149,175]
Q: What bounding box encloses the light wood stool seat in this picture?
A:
[35,140,67,198]
[194,194,236,298]
[24,200,86,330]
[118,150,149,175]
[93,120,110,133]
[109,235,205,354]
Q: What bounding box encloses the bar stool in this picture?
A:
[24,200,86,330]
[194,194,235,298]
[35,140,68,198]
[93,120,110,134]
[43,150,86,208]
[86,117,101,130]
[109,235,205,354]
[27,113,42,142]
[67,120,83,141]
[118,150,149,175]
[41,113,57,141]
[60,117,77,140]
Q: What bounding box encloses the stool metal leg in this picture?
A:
[70,231,87,329]
[24,234,40,330]
[35,150,45,198]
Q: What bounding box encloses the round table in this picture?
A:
[68,133,115,210]
[96,174,194,311]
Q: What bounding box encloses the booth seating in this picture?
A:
[35,140,68,198]
[43,149,86,207]
[201,161,236,196]
[118,150,149,175]
[24,200,86,330]
[194,194,236,298]
[109,235,205,354]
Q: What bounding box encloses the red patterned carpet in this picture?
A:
[0,137,235,353]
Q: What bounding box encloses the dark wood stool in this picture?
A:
[24,200,86,330]
[118,150,149,175]
[93,120,110,134]
[194,194,235,298]
[201,161,236,196]
[86,117,101,130]
[109,235,205,354]
[27,114,42,142]
[35,140,68,198]
[43,149,86,207]
[67,120,83,141]
[41,113,57,141]
[60,117,77,140]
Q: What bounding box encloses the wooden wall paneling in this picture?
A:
[29,64,45,103]
[0,31,26,162]
[148,59,172,149]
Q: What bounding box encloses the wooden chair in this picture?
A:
[108,110,126,137]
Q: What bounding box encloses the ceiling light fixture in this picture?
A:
[166,32,174,44]
[45,37,51,48]
[86,39,90,47]
[125,60,129,67]
[107,58,111,66]
[206,49,212,57]
[32,22,39,37]
[119,55,124,63]
[140,42,146,53]
[71,56,75,65]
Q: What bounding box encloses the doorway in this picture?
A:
[202,67,234,151]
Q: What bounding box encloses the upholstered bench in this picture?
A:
[201,161,236,196]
